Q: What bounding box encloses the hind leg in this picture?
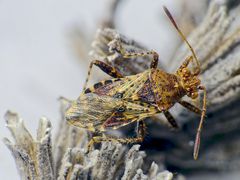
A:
[87,121,146,152]
[83,60,123,91]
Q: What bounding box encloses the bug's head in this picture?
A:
[163,6,202,100]
[177,67,201,99]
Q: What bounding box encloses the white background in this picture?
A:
[0,0,180,179]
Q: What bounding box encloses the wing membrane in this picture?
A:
[66,93,159,132]
[65,93,122,131]
[110,70,150,99]
[90,70,151,99]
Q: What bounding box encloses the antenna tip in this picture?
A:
[162,5,169,14]
[193,132,201,160]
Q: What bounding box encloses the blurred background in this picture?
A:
[0,0,180,179]
[3,0,240,180]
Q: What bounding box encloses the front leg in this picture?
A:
[176,56,193,73]
[178,100,202,115]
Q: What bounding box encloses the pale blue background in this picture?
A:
[0,0,180,179]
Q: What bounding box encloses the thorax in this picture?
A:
[148,69,185,110]
[84,69,185,111]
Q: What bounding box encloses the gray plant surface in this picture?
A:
[161,0,240,172]
[4,98,175,180]
[88,0,240,174]
[90,28,153,76]
[3,0,240,179]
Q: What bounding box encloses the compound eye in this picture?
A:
[191,92,198,99]
[116,106,125,112]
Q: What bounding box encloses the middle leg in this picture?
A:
[163,111,179,129]
[113,44,159,69]
[121,50,159,69]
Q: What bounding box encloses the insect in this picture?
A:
[65,6,207,160]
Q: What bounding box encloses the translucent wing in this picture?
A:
[86,70,151,99]
[65,93,159,132]
[102,100,159,130]
[65,93,123,132]
[110,70,150,99]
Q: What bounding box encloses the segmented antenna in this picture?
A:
[163,6,200,74]
[193,85,207,160]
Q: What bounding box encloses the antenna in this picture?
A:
[163,6,200,74]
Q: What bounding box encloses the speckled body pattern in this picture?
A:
[88,69,185,110]
[66,93,159,132]
[65,7,207,160]
[66,69,185,132]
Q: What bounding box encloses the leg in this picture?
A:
[176,56,193,73]
[116,46,159,69]
[178,100,202,115]
[83,60,123,91]
[193,85,207,160]
[87,121,146,151]
[135,120,147,140]
[163,111,179,129]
